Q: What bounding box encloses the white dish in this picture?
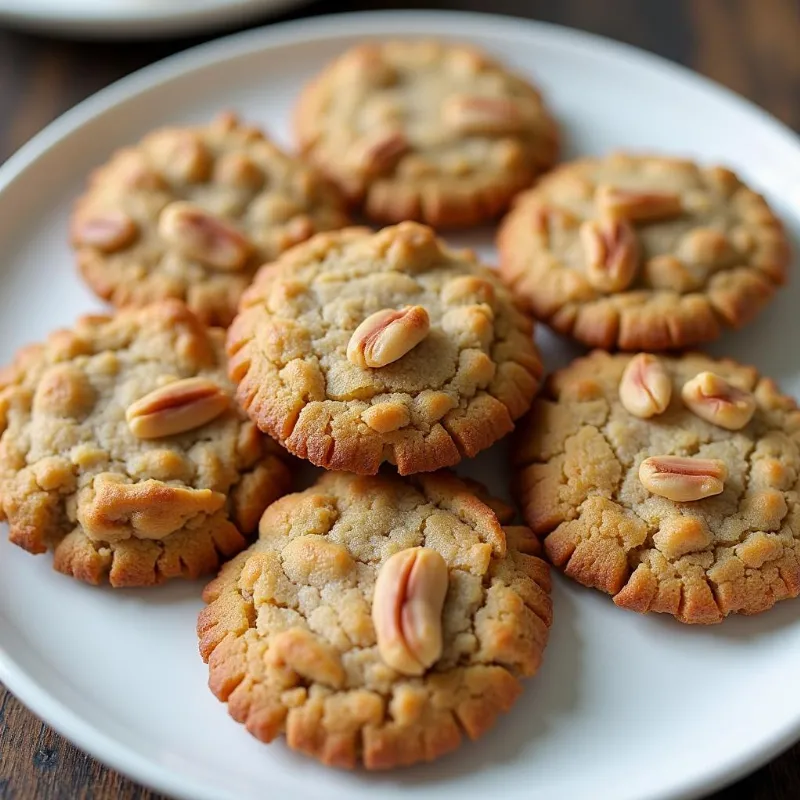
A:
[0,0,302,38]
[1,11,800,800]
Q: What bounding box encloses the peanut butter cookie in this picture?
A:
[294,40,559,227]
[498,153,789,350]
[227,222,543,475]
[198,470,552,769]
[515,350,800,623]
[0,301,291,587]
[72,113,349,327]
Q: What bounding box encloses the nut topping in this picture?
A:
[347,306,430,369]
[619,354,672,418]
[580,218,640,292]
[681,371,757,430]
[158,201,252,271]
[126,377,229,439]
[267,628,344,689]
[596,185,683,222]
[441,275,496,307]
[442,94,532,135]
[73,212,138,253]
[352,130,410,176]
[372,547,449,676]
[639,456,728,502]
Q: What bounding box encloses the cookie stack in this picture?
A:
[0,39,794,771]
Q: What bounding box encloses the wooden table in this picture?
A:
[0,0,799,797]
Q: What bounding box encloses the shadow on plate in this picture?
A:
[609,579,800,641]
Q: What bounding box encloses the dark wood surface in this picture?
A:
[0,0,799,797]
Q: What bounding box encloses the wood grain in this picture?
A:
[1,0,799,797]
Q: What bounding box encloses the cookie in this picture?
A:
[294,41,559,227]
[71,113,349,327]
[227,222,543,475]
[514,349,800,623]
[498,153,790,350]
[0,301,292,587]
[197,470,552,769]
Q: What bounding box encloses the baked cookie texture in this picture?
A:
[294,40,559,227]
[498,153,790,351]
[198,470,552,769]
[0,301,292,587]
[72,113,349,327]
[227,222,543,475]
[515,350,800,623]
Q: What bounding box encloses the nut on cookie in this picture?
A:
[498,153,790,351]
[514,350,800,623]
[72,113,349,327]
[228,222,543,475]
[0,301,292,587]
[197,470,552,769]
[294,40,559,227]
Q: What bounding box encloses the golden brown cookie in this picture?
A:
[198,470,551,769]
[294,40,559,227]
[72,113,349,327]
[227,222,543,475]
[0,301,292,587]
[498,154,790,350]
[514,350,800,623]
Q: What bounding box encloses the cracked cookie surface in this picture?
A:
[227,222,543,475]
[515,350,800,623]
[498,153,790,350]
[197,470,552,769]
[294,40,559,227]
[72,113,349,327]
[0,301,292,587]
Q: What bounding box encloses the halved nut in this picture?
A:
[158,201,252,271]
[681,371,757,430]
[347,306,430,369]
[442,94,532,135]
[372,547,449,676]
[639,455,728,502]
[267,628,344,689]
[596,185,683,221]
[619,354,672,418]
[126,377,229,439]
[580,217,640,292]
[350,130,410,176]
[72,212,138,253]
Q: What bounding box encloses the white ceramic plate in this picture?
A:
[1,11,800,800]
[0,0,302,38]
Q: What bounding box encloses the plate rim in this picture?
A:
[1,10,800,800]
[0,0,303,38]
